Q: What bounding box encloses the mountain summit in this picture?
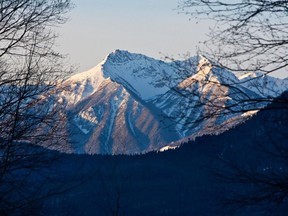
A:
[55,50,288,154]
[63,50,177,105]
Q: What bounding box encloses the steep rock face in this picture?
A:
[56,50,183,154]
[103,50,173,100]
[67,80,178,154]
[56,50,288,154]
[151,56,261,138]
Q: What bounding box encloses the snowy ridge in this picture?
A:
[62,50,180,105]
[61,62,107,106]
[104,87,128,153]
[152,55,287,141]
[101,49,177,100]
[238,72,288,97]
[54,50,288,154]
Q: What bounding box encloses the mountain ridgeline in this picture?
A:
[55,50,288,154]
[38,93,288,215]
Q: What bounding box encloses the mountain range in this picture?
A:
[2,50,288,215]
[29,92,288,215]
[54,50,288,154]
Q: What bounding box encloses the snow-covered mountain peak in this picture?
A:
[237,71,288,97]
[100,50,177,100]
[196,56,213,78]
[42,51,288,154]
[196,56,241,85]
[102,49,162,68]
[177,55,242,93]
[103,49,144,64]
[63,50,288,110]
[63,50,178,103]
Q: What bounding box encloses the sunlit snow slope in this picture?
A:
[56,50,288,154]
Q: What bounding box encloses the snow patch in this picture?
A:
[159,145,178,152]
[74,107,98,134]
[104,88,129,152]
[241,110,259,117]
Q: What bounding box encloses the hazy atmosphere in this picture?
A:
[58,0,210,73]
[1,0,288,215]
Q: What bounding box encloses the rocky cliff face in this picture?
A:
[54,50,288,154]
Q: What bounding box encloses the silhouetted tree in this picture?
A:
[213,95,288,213]
[178,0,288,75]
[156,0,288,130]
[0,0,72,214]
[174,0,288,211]
[91,158,133,216]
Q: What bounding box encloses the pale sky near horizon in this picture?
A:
[57,0,286,78]
[57,0,210,72]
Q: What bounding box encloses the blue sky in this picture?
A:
[57,0,286,78]
[57,0,210,72]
